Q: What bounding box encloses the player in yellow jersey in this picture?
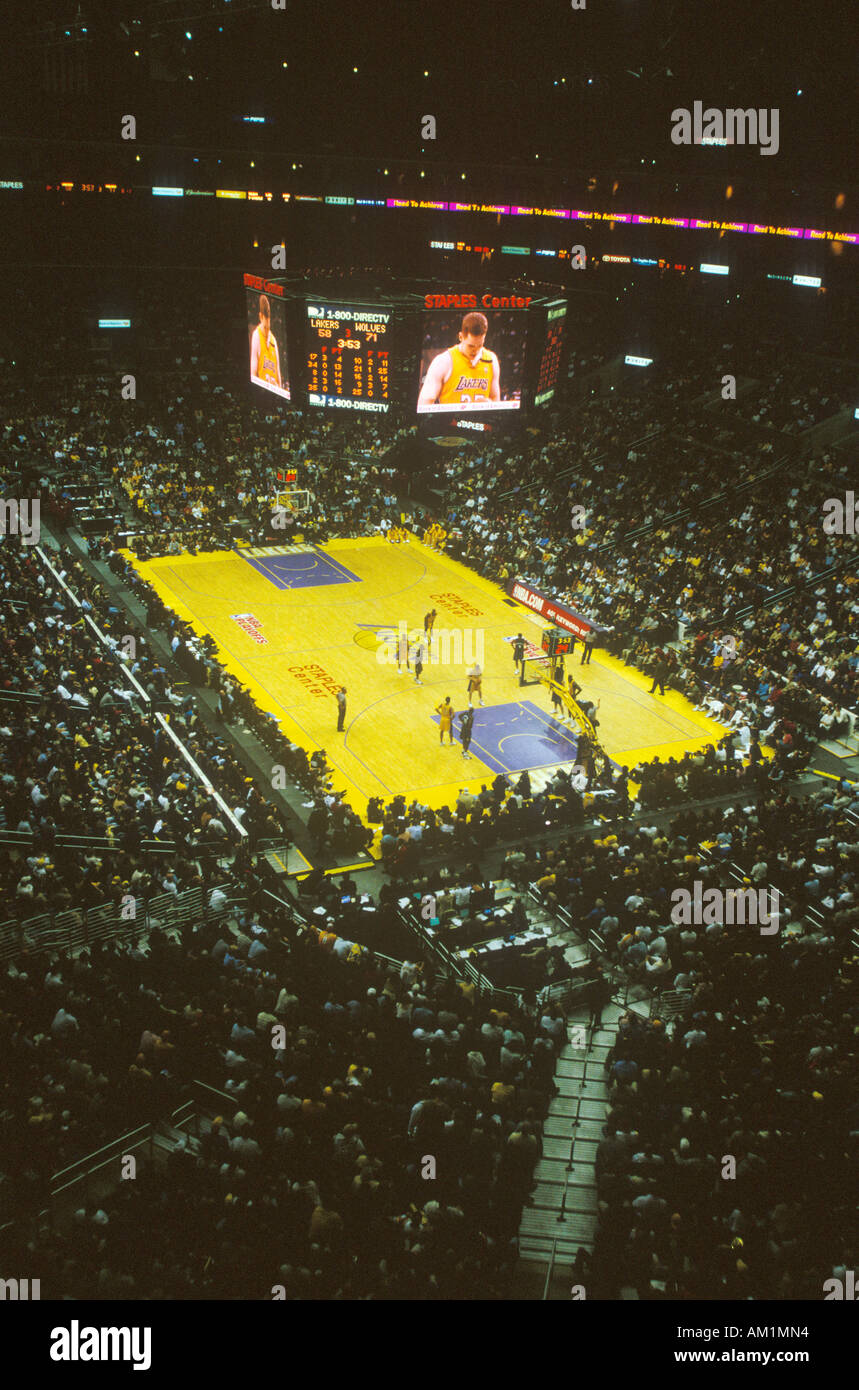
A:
[417,312,501,410]
[435,697,455,746]
[250,294,283,391]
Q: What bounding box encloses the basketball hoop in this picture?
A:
[273,489,311,514]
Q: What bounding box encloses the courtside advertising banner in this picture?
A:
[508,579,593,640]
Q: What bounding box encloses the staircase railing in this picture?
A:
[0,883,249,964]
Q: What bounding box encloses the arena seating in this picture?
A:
[1,284,856,1301]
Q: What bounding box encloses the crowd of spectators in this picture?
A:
[2,775,855,1298]
[0,541,285,924]
[513,787,859,1296]
[106,398,414,558]
[732,357,855,433]
[1,895,563,1298]
[523,787,859,978]
[587,789,858,1297]
[1,278,857,1300]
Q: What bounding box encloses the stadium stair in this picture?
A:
[517,987,648,1280]
[818,730,859,760]
[264,848,289,876]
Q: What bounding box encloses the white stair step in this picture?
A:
[547,1096,579,1118]
[529,1183,599,1215]
[543,1135,575,1160]
[519,1212,595,1243]
[533,1161,597,1189]
[556,1060,588,1079]
[518,1240,590,1264]
[578,1096,608,1116]
[569,1118,604,1141]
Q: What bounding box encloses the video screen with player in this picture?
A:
[417,300,527,414]
[245,275,290,401]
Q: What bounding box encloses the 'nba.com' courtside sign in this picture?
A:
[508,580,593,640]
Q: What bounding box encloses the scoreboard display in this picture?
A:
[305,303,391,412]
[241,275,570,419]
[533,300,567,406]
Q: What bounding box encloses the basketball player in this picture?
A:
[250,294,283,391]
[412,639,425,686]
[395,626,411,675]
[458,706,475,759]
[466,662,484,707]
[417,312,501,409]
[580,697,601,729]
[564,673,582,720]
[436,697,454,745]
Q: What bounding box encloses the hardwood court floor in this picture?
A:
[127,536,728,817]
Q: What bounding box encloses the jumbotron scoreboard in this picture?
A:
[242,273,569,422]
[305,303,390,411]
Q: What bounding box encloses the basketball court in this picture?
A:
[126,535,729,818]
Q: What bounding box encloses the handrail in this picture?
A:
[0,883,248,964]
[190,1079,237,1114]
[0,829,178,853]
[259,886,303,919]
[730,551,859,624]
[257,885,431,978]
[27,546,247,842]
[542,1238,558,1301]
[557,1018,593,1226]
[697,843,787,939]
[594,455,789,554]
[37,1090,237,1228]
[395,903,519,1002]
[51,1123,151,1186]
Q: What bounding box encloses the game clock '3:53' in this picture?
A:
[305,303,391,411]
